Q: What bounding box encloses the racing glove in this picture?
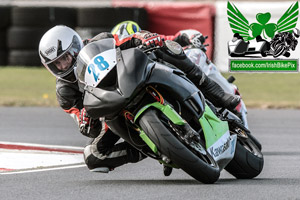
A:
[132,30,164,48]
[175,29,208,51]
[79,108,101,138]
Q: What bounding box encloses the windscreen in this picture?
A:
[76,38,117,87]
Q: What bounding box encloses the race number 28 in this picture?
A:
[87,55,109,81]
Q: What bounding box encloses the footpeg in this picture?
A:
[163,165,173,176]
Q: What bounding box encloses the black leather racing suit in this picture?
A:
[56,33,147,171]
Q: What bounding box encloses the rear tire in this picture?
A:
[225,138,264,179]
[138,109,220,184]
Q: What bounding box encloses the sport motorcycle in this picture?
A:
[76,38,264,183]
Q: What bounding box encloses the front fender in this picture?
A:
[134,102,185,126]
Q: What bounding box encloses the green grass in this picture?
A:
[0,67,57,106]
[222,73,300,108]
[0,67,300,108]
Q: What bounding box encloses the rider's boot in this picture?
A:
[155,43,240,110]
[84,138,146,173]
[186,64,240,110]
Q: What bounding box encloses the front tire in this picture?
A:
[273,45,286,58]
[138,109,220,184]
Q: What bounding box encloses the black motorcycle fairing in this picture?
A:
[84,48,154,119]
[105,115,147,150]
[116,48,154,98]
[84,85,126,119]
[83,46,206,120]
[146,62,206,118]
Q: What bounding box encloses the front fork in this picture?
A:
[217,107,261,150]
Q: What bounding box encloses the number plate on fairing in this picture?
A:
[84,48,117,87]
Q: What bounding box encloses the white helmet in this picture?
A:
[39,25,83,82]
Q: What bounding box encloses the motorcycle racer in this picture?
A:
[39,25,146,173]
[38,25,240,174]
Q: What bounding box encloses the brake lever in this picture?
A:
[139,45,161,54]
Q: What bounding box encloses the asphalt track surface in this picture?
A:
[1,107,300,200]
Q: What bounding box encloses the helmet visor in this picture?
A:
[43,35,81,79]
[43,52,75,79]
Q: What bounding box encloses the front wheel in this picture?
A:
[138,109,220,184]
[273,45,286,58]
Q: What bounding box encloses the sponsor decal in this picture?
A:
[45,46,57,56]
[209,137,231,158]
[84,49,117,87]
[227,1,299,72]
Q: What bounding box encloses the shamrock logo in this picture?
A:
[250,13,278,39]
[227,2,299,41]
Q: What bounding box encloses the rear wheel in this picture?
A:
[138,109,220,184]
[225,137,264,179]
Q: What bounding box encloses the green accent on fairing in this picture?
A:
[139,130,158,153]
[135,102,185,156]
[134,102,185,125]
[199,104,229,149]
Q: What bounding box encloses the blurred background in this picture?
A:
[0,0,299,108]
